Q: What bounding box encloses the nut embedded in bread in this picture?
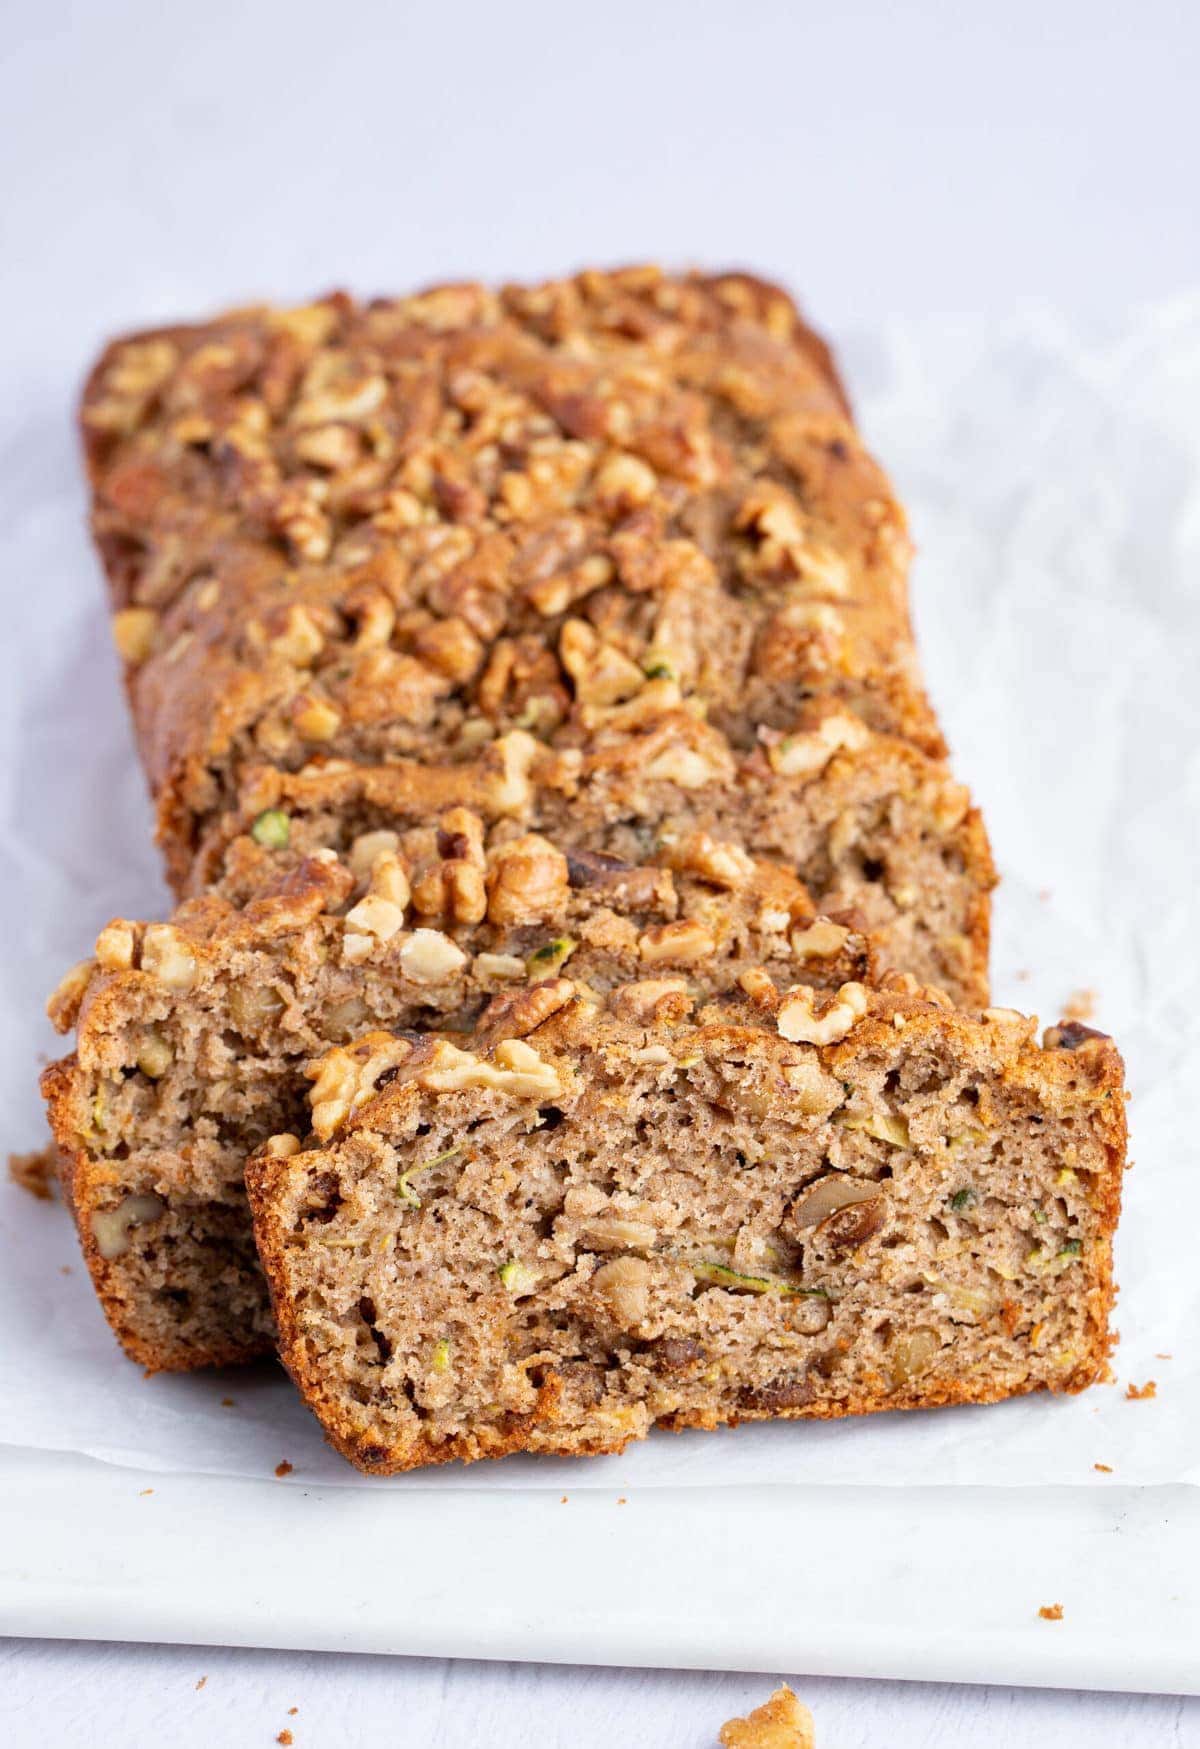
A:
[246,982,1126,1474]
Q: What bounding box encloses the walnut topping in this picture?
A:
[419,1037,564,1100]
[776,981,869,1045]
[308,1032,415,1139]
[474,977,576,1043]
[398,928,469,984]
[662,831,755,890]
[592,451,658,512]
[767,713,871,779]
[474,951,527,981]
[111,607,158,665]
[637,919,715,965]
[486,834,570,926]
[140,924,197,990]
[263,1132,303,1158]
[610,978,694,1024]
[95,921,137,972]
[347,829,400,879]
[411,807,486,925]
[292,695,342,741]
[344,894,406,943]
[46,958,96,1032]
[269,604,325,666]
[791,919,851,960]
[559,618,645,709]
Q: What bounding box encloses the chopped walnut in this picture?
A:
[269,604,325,666]
[95,921,137,972]
[140,924,197,991]
[263,1133,303,1158]
[111,607,158,665]
[637,919,715,965]
[398,928,469,984]
[662,831,755,890]
[46,958,96,1032]
[347,829,400,879]
[474,977,576,1043]
[767,712,870,779]
[610,978,694,1024]
[292,695,342,741]
[791,919,850,960]
[486,834,570,926]
[418,1037,564,1100]
[776,981,868,1045]
[308,1033,415,1140]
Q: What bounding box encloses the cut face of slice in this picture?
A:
[247,982,1126,1475]
[42,829,872,1371]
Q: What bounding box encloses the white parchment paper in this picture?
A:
[2,302,1197,1491]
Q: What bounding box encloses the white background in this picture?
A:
[3,0,1200,1742]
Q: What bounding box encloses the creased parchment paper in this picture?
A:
[2,301,1197,1490]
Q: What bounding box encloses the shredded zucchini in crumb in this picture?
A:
[397,1144,461,1206]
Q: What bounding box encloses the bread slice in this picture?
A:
[41,827,870,1371]
[246,982,1126,1474]
[192,700,994,1008]
[81,266,952,897]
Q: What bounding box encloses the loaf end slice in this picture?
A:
[247,986,1126,1474]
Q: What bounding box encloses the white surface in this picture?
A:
[3,0,1200,1742]
[3,1450,1200,1692]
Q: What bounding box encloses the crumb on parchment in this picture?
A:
[1038,1604,1064,1621]
[719,1684,815,1748]
[1062,988,1097,1023]
[195,1676,207,1691]
[1125,1380,1157,1401]
[1094,1463,1112,1473]
[8,1145,57,1200]
[275,1460,294,1478]
[277,1733,293,1746]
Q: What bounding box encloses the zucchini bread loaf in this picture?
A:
[247,981,1126,1473]
[79,267,993,1004]
[41,825,872,1370]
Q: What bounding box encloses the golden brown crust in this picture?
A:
[247,986,1127,1474]
[81,265,951,899]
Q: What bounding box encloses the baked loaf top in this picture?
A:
[82,266,943,886]
[248,979,1126,1474]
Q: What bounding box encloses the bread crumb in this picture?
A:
[277,1733,293,1746]
[1125,1380,1157,1401]
[1093,1462,1112,1473]
[1155,1352,1173,1360]
[195,1676,207,1691]
[617,1496,627,1505]
[7,1145,57,1201]
[275,1460,294,1478]
[719,1684,814,1748]
[560,1495,568,1504]
[1038,1603,1064,1622]
[139,1488,154,1497]
[288,1708,298,1717]
[1062,988,1097,1023]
